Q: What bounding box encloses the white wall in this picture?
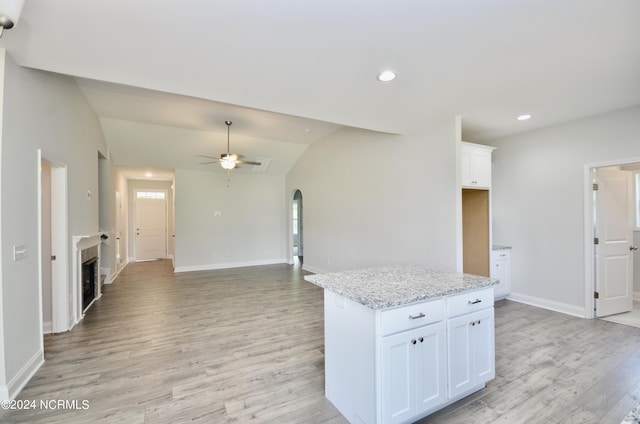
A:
[488,106,640,316]
[286,120,459,273]
[0,50,108,399]
[174,169,286,271]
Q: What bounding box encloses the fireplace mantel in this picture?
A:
[72,232,107,324]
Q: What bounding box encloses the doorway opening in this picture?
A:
[584,160,640,327]
[38,152,70,335]
[292,190,303,267]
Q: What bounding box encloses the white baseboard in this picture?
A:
[108,259,129,284]
[43,321,52,334]
[507,292,587,318]
[0,349,44,400]
[634,291,640,302]
[174,258,287,273]
[301,264,329,274]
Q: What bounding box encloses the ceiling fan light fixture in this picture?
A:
[220,120,237,170]
[220,155,236,170]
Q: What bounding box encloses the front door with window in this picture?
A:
[135,191,167,261]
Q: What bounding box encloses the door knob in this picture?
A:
[631,246,638,251]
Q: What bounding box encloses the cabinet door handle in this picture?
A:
[418,337,424,343]
[409,313,425,320]
[411,339,417,345]
[468,299,482,305]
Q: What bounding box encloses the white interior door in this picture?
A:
[595,168,634,317]
[135,193,167,261]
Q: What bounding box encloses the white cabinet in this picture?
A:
[446,288,495,399]
[461,142,495,189]
[322,287,495,424]
[491,248,511,299]
[447,308,495,398]
[381,322,446,424]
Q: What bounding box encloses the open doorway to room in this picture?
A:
[38,152,70,335]
[292,190,303,266]
[585,160,640,328]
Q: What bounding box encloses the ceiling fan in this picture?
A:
[199,120,261,170]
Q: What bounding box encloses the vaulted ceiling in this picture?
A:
[1,0,639,178]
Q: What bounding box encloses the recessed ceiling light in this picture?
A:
[145,172,153,177]
[517,114,532,121]
[377,70,396,82]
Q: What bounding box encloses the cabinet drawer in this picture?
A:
[491,249,511,261]
[380,299,445,336]
[446,287,494,318]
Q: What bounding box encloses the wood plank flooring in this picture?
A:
[2,260,640,423]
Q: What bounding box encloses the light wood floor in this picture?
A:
[2,260,640,423]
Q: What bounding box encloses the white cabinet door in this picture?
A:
[470,148,492,188]
[471,308,495,384]
[381,331,414,424]
[491,250,511,299]
[381,322,446,424]
[414,322,447,415]
[447,314,474,398]
[447,308,495,399]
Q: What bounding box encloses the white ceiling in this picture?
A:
[1,0,639,179]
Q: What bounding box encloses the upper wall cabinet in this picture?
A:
[461,142,496,189]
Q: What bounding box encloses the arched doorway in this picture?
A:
[292,190,303,265]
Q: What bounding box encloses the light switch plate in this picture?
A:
[13,244,27,261]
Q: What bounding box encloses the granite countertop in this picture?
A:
[305,265,498,309]
[492,245,512,250]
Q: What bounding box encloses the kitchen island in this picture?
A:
[305,265,499,424]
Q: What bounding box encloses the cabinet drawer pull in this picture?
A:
[409,313,426,320]
[468,299,482,305]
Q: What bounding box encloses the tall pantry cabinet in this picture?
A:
[461,142,495,278]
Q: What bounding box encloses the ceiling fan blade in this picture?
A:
[199,161,219,165]
[236,160,262,166]
[198,154,220,160]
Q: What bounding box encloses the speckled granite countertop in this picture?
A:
[305,265,498,309]
[621,402,640,424]
[492,245,512,250]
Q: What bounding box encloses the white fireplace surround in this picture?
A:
[72,233,104,325]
